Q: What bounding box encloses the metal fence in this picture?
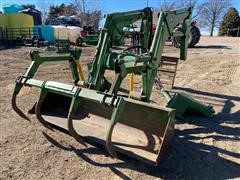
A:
[0,27,41,47]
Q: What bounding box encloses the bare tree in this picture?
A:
[199,0,231,36]
[152,0,177,23]
[180,0,196,18]
[73,0,87,14]
[178,0,206,21]
[72,0,101,14]
[157,0,200,18]
[37,0,51,24]
[180,0,196,7]
[154,0,194,23]
[72,0,102,30]
[159,0,196,11]
[159,0,177,11]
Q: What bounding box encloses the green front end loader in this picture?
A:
[11,7,214,166]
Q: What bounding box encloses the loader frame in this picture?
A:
[12,7,196,165]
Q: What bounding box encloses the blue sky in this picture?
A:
[1,0,240,35]
[1,0,239,13]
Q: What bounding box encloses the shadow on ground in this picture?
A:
[193,45,231,49]
[42,88,240,179]
[43,123,240,179]
[0,46,22,50]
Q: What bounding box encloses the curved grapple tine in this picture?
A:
[11,93,31,121]
[106,120,118,158]
[35,90,53,130]
[106,98,125,158]
[68,97,87,146]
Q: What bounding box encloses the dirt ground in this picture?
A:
[0,36,240,180]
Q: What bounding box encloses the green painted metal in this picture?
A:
[106,97,126,158]
[167,93,215,119]
[12,48,83,121]
[155,79,215,118]
[28,48,81,83]
[76,34,99,46]
[88,7,154,91]
[84,34,99,45]
[11,7,214,165]
[88,7,192,102]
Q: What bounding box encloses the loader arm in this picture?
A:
[142,7,192,101]
[88,7,153,90]
[88,7,192,101]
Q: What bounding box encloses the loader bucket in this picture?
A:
[31,89,175,166]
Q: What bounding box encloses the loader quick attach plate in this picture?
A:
[32,88,175,166]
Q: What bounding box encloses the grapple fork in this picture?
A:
[67,88,87,147]
[35,87,54,130]
[12,79,31,121]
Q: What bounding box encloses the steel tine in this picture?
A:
[106,98,125,158]
[11,93,31,121]
[67,97,87,147]
[35,89,53,130]
[106,119,118,158]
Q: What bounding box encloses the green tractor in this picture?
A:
[76,26,99,46]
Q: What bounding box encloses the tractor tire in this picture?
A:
[172,26,201,48]
[188,26,201,48]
